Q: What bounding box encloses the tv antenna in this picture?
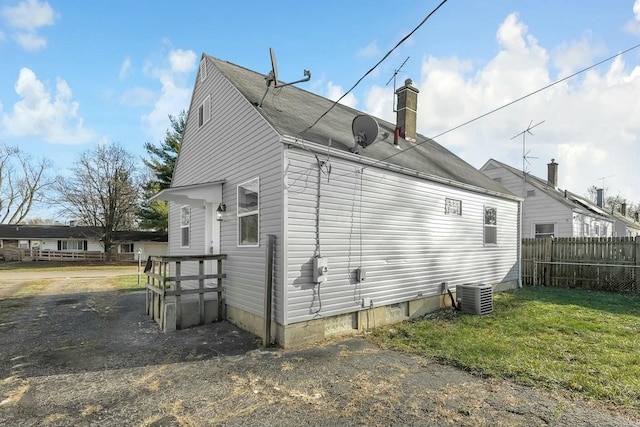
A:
[386,56,410,113]
[598,174,615,200]
[260,47,311,107]
[511,120,544,176]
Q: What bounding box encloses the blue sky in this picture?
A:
[1,0,640,220]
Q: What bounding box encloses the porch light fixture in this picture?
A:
[216,203,226,221]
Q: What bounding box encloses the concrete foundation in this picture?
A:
[225,280,518,348]
[148,279,518,347]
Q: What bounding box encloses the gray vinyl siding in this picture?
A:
[523,190,573,238]
[481,164,573,238]
[285,148,519,324]
[170,56,285,323]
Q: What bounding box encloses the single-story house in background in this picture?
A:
[154,52,522,347]
[0,224,167,261]
[611,203,640,238]
[480,159,615,239]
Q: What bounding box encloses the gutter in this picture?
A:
[281,135,523,203]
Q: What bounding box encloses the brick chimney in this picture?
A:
[395,78,419,143]
[621,202,627,217]
[547,159,558,187]
[596,188,603,208]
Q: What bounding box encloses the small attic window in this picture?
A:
[200,58,207,82]
[493,177,502,184]
[198,95,211,128]
[527,190,536,197]
[445,198,462,215]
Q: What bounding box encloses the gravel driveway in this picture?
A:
[0,271,638,426]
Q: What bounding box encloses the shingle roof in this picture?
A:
[0,225,167,242]
[486,159,611,219]
[207,55,514,198]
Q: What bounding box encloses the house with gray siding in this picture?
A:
[611,203,640,238]
[480,159,615,239]
[154,53,522,347]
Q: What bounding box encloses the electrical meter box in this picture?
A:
[313,257,329,283]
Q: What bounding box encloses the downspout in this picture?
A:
[518,198,523,288]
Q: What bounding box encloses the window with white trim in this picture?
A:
[484,206,497,245]
[445,198,462,215]
[238,178,259,246]
[181,205,191,248]
[120,243,134,253]
[58,240,87,251]
[534,223,554,238]
[198,94,210,128]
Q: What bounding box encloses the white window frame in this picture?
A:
[181,205,191,248]
[198,94,211,128]
[483,206,497,245]
[60,240,85,251]
[534,223,555,239]
[445,198,462,216]
[237,177,260,247]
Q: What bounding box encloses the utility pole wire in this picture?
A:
[298,0,449,138]
[361,42,640,171]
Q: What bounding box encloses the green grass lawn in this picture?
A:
[369,286,640,410]
[0,260,137,272]
[112,274,146,292]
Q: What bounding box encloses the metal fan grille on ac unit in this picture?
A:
[458,283,493,315]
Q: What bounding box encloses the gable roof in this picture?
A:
[482,159,612,220]
[205,55,515,199]
[0,225,167,242]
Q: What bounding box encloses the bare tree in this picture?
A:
[0,143,58,224]
[56,143,141,260]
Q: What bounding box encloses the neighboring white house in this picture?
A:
[0,224,167,261]
[480,159,615,239]
[154,53,522,347]
[611,203,640,238]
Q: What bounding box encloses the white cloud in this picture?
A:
[552,32,606,78]
[141,48,197,142]
[119,58,131,79]
[624,0,640,35]
[169,49,197,73]
[358,40,380,58]
[1,0,58,51]
[1,68,95,144]
[360,12,640,204]
[325,81,358,108]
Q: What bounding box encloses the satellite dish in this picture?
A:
[352,115,379,149]
[268,47,279,87]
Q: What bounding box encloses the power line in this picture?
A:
[358,42,640,172]
[297,0,449,138]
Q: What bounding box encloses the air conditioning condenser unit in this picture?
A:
[457,283,493,315]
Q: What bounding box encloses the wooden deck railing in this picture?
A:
[18,249,135,262]
[144,254,227,330]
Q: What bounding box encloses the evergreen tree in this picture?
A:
[138,111,186,231]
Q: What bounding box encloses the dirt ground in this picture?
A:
[0,271,638,427]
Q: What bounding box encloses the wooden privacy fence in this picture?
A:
[145,254,226,330]
[522,237,640,293]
